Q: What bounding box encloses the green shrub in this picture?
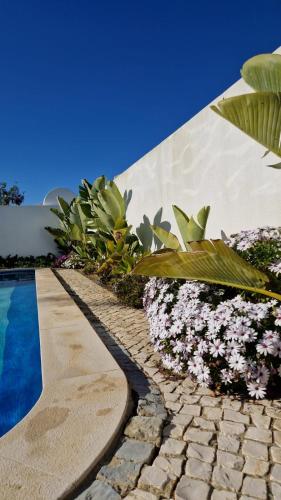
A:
[83,261,97,275]
[0,253,56,268]
[112,275,149,309]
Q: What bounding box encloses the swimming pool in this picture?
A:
[0,271,42,438]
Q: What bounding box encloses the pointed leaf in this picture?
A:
[186,216,205,243]
[196,206,210,236]
[172,205,190,244]
[151,225,182,250]
[268,161,281,169]
[57,196,71,215]
[241,54,281,93]
[93,176,106,192]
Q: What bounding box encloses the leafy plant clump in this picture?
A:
[0,253,56,268]
[46,176,143,279]
[143,227,281,399]
[112,275,149,309]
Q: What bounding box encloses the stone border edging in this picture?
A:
[0,268,130,500]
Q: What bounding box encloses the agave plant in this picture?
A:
[132,239,281,302]
[151,205,210,250]
[211,53,281,169]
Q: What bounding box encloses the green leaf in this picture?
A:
[132,239,281,301]
[196,206,210,238]
[211,93,281,158]
[108,181,126,214]
[172,205,190,247]
[98,188,124,220]
[45,227,66,238]
[93,175,106,192]
[70,224,83,241]
[151,225,182,250]
[241,54,281,93]
[94,205,115,230]
[57,196,71,215]
[268,161,281,169]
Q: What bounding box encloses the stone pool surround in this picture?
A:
[0,268,130,499]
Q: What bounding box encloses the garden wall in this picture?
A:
[115,47,281,249]
[0,206,58,257]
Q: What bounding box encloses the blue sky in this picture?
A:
[0,0,280,204]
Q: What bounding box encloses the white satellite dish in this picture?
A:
[43,187,76,206]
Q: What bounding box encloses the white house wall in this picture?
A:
[115,47,281,248]
[0,206,59,257]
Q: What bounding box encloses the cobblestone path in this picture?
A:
[57,270,281,500]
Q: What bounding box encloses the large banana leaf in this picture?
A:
[241,54,281,93]
[211,93,281,159]
[151,224,182,250]
[132,239,281,301]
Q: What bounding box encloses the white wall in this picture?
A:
[0,206,59,257]
[115,48,281,249]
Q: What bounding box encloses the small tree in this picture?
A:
[0,182,24,206]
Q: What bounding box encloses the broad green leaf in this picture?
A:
[94,205,115,230]
[92,175,106,192]
[211,93,281,158]
[108,181,126,214]
[241,54,281,93]
[70,224,83,241]
[151,224,182,250]
[172,205,190,248]
[77,203,88,232]
[45,227,66,238]
[196,206,210,237]
[50,207,65,222]
[98,188,123,220]
[57,196,71,215]
[132,239,281,301]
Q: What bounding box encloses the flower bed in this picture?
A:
[143,227,281,399]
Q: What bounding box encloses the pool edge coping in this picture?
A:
[0,268,130,499]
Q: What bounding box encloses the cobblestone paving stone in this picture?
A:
[57,270,281,499]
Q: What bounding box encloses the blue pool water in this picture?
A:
[0,273,42,437]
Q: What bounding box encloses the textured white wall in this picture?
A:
[0,206,59,257]
[115,48,281,249]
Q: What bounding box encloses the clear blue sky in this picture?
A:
[0,0,280,204]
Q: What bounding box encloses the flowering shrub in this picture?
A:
[53,253,84,269]
[144,227,281,399]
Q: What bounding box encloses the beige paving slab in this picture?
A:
[0,455,66,500]
[40,323,120,384]
[0,268,130,499]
